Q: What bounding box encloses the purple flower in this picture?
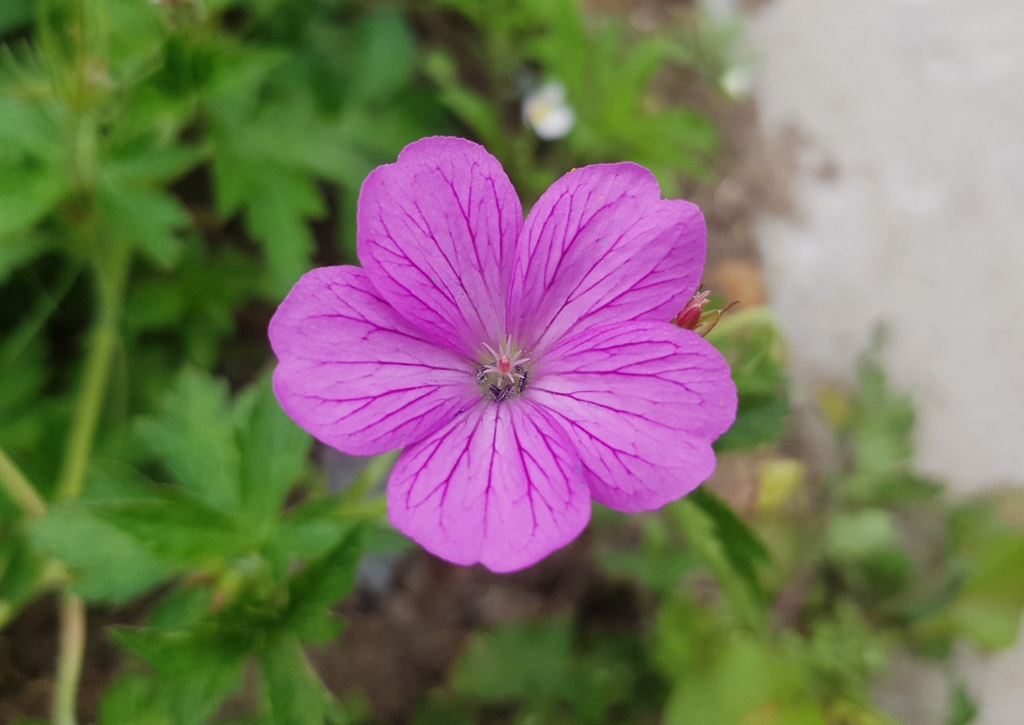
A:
[269,137,737,572]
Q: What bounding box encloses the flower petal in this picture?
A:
[530,321,736,511]
[270,266,477,456]
[388,400,592,573]
[508,163,705,354]
[357,137,523,356]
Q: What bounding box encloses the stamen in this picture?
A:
[516,366,529,394]
[482,342,500,360]
[477,337,533,402]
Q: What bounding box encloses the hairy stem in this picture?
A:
[52,592,86,725]
[0,446,46,519]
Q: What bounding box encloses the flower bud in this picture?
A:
[673,288,737,337]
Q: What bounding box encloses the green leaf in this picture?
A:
[0,96,65,153]
[148,587,214,633]
[0,160,68,240]
[842,470,942,506]
[826,510,897,562]
[0,97,68,245]
[671,499,765,630]
[0,232,51,286]
[136,368,241,510]
[791,604,888,702]
[99,673,174,725]
[949,529,1024,649]
[714,392,789,453]
[259,636,330,725]
[598,546,699,595]
[123,239,261,370]
[854,345,916,474]
[0,528,45,611]
[114,626,247,725]
[28,503,176,603]
[221,100,369,185]
[452,616,574,702]
[103,0,165,72]
[950,598,1024,650]
[284,528,362,642]
[94,487,246,566]
[204,44,289,105]
[245,166,321,295]
[946,682,979,725]
[688,487,769,596]
[212,144,322,295]
[122,279,187,332]
[0,0,33,35]
[98,179,190,267]
[276,499,351,560]
[662,626,825,725]
[101,141,204,186]
[236,373,312,531]
[347,10,417,103]
[708,309,789,452]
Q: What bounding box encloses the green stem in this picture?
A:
[0,446,46,519]
[52,592,86,725]
[48,284,122,721]
[55,251,126,502]
[55,308,119,501]
[49,239,126,724]
[50,249,127,724]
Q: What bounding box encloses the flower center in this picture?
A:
[477,336,531,402]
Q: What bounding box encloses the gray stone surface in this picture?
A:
[746,1,1024,723]
[752,0,1024,494]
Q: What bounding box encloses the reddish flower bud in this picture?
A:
[673,288,737,337]
[674,289,711,330]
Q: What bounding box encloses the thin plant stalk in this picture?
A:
[49,251,127,724]
[52,592,86,725]
[0,446,46,519]
[54,297,122,501]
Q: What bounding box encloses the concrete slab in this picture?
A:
[751,0,1024,495]
[747,1,1024,722]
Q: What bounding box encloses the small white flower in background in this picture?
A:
[719,63,755,100]
[522,81,576,141]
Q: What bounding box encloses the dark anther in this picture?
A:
[475,367,488,385]
[489,383,514,402]
[516,366,529,394]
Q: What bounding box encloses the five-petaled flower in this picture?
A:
[269,137,737,572]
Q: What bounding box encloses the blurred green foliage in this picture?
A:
[422,0,717,201]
